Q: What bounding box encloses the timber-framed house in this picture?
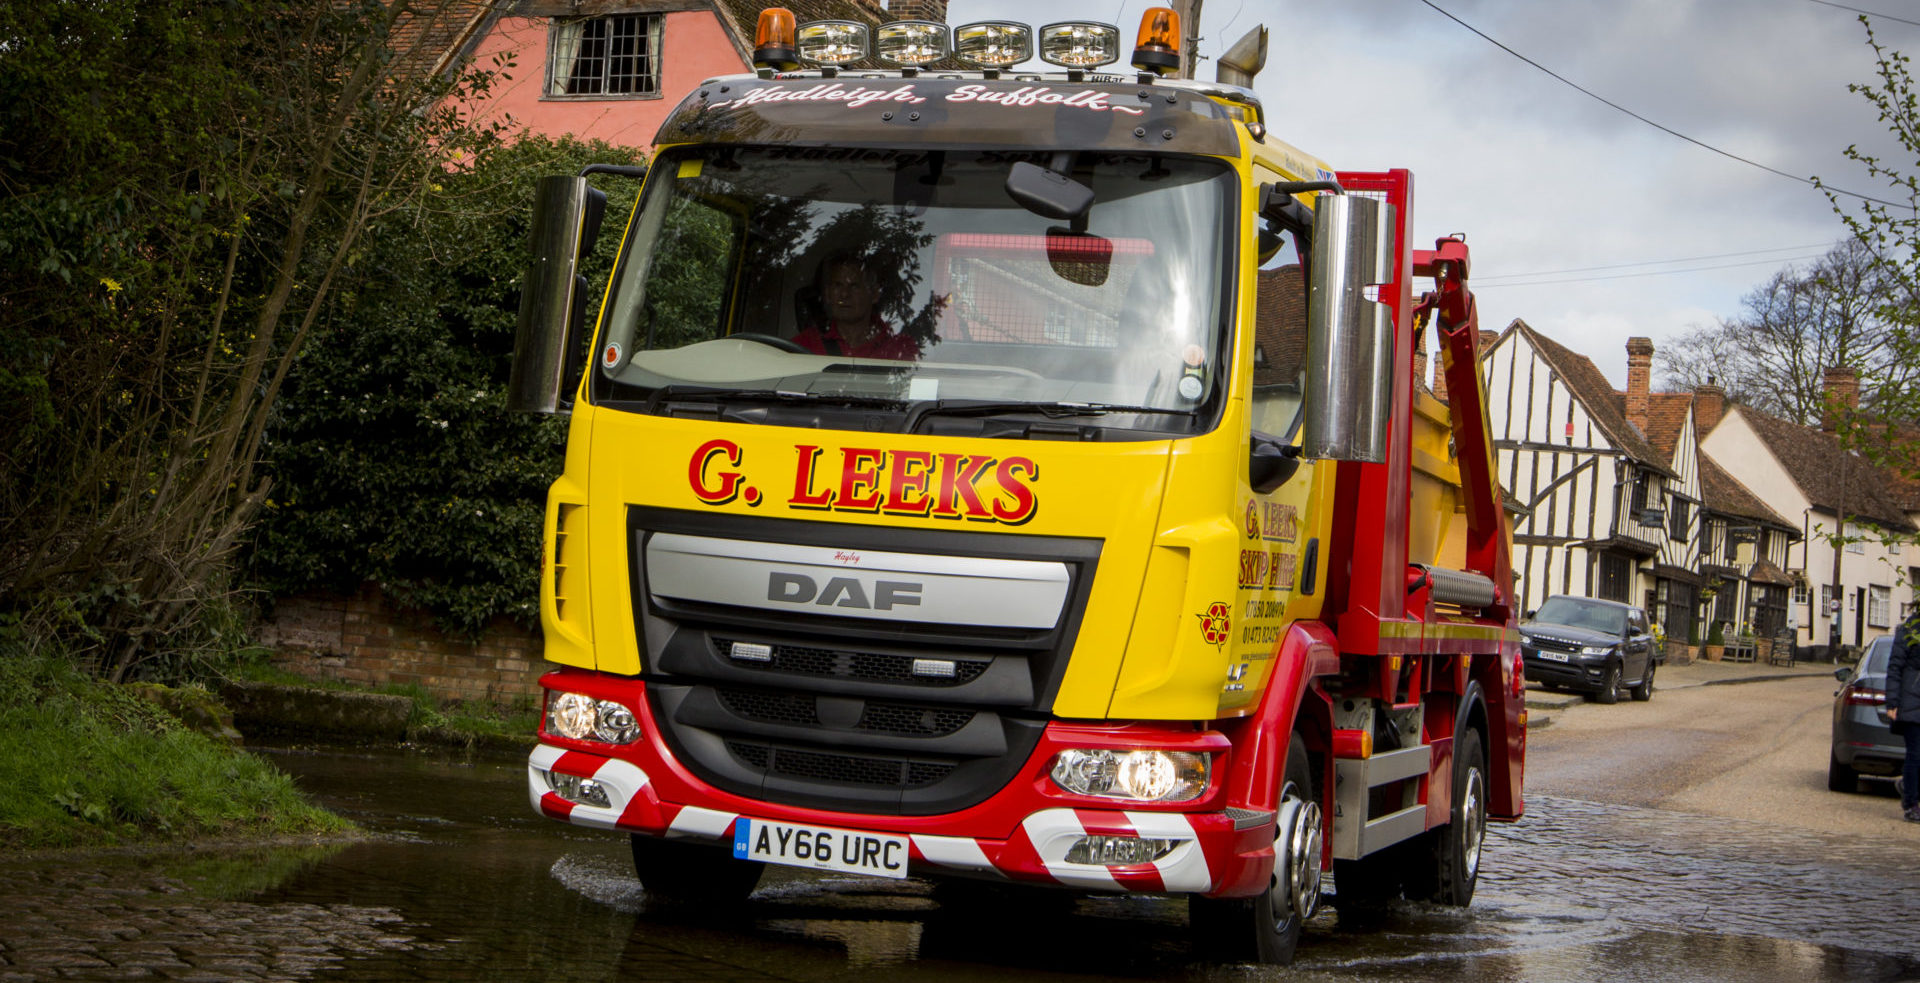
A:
[1479,323,1691,618]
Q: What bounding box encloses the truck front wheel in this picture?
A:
[1408,728,1488,906]
[1190,736,1322,964]
[630,834,764,905]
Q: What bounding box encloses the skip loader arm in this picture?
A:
[1413,236,1512,623]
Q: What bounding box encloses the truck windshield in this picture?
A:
[591,147,1236,438]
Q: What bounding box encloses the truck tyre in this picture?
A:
[1189,736,1321,965]
[1827,751,1859,793]
[630,834,763,904]
[1629,662,1655,702]
[1592,663,1621,704]
[1411,728,1488,906]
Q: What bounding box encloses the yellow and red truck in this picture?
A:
[511,8,1523,964]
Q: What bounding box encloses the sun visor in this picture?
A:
[656,75,1240,156]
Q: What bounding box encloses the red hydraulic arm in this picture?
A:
[1413,236,1512,622]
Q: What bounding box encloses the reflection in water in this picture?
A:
[8,747,1916,982]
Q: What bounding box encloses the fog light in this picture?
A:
[953,21,1032,68]
[1037,22,1120,69]
[545,691,640,745]
[1065,835,1177,865]
[1050,749,1208,802]
[546,771,611,808]
[797,20,869,65]
[876,20,949,67]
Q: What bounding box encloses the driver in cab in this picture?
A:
[794,252,924,360]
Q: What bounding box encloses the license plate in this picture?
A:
[1538,652,1570,663]
[732,818,910,879]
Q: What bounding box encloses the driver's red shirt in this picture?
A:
[794,317,920,360]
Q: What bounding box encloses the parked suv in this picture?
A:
[1829,635,1902,793]
[1520,595,1659,704]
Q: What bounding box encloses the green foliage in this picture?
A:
[0,0,512,680]
[247,136,646,635]
[0,634,349,849]
[1822,19,1920,477]
[1707,620,1726,646]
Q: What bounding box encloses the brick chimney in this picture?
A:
[1625,337,1654,433]
[886,0,948,20]
[1694,375,1725,436]
[1822,366,1860,432]
[1413,347,1430,394]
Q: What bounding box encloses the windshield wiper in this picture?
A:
[643,385,904,415]
[905,399,1196,433]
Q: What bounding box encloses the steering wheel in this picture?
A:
[728,332,809,354]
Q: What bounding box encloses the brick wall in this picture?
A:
[253,585,544,706]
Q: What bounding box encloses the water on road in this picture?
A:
[2,743,1916,982]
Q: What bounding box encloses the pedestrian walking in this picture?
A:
[1889,610,1920,822]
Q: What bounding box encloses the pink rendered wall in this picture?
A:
[465,12,748,150]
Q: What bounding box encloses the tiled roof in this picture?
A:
[1634,391,1694,461]
[1736,407,1917,531]
[390,1,497,90]
[1748,557,1796,587]
[1696,454,1796,532]
[1502,321,1676,478]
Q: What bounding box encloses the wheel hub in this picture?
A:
[1272,795,1324,922]
[1460,766,1486,879]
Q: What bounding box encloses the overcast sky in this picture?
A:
[945,0,1915,388]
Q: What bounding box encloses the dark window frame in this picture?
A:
[547,13,664,100]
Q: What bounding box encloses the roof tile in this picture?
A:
[1504,321,1676,478]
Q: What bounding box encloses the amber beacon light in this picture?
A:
[753,7,799,70]
[1132,7,1181,75]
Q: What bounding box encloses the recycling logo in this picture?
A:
[1198,601,1232,647]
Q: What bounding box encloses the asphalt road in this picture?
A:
[1524,663,1915,838]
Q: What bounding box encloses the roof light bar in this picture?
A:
[876,20,950,67]
[796,20,869,66]
[751,7,799,70]
[1037,21,1121,69]
[953,21,1033,69]
[1131,7,1181,75]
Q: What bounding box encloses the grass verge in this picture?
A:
[230,659,540,748]
[0,647,352,851]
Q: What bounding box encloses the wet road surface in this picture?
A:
[2,743,1917,981]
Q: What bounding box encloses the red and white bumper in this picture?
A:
[528,740,1268,895]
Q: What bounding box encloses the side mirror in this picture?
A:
[1300,192,1393,463]
[1249,432,1301,493]
[510,175,606,414]
[1833,666,1851,682]
[1524,609,1536,620]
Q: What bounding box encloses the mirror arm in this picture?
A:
[1249,432,1303,494]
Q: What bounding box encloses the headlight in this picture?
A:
[1581,645,1615,656]
[546,691,640,744]
[1050,749,1208,802]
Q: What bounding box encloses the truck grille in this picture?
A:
[726,741,958,788]
[629,507,1099,816]
[710,636,991,686]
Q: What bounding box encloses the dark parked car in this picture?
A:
[1520,595,1659,704]
[1829,635,1903,792]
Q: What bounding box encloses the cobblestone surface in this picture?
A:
[1479,794,1920,954]
[0,858,422,980]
